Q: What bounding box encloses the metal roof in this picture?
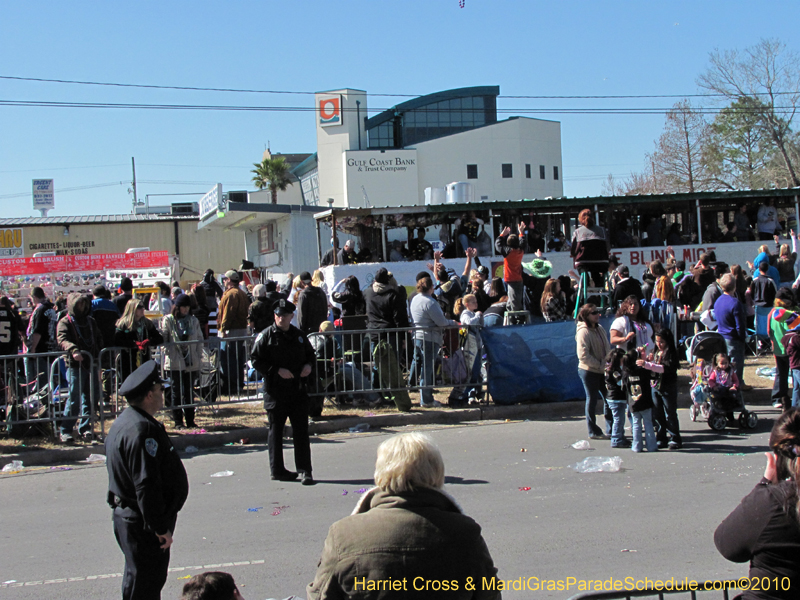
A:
[0,213,200,226]
[366,86,500,129]
[313,187,800,222]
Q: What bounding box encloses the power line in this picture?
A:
[0,164,129,174]
[0,181,127,200]
[1,98,797,116]
[4,73,798,100]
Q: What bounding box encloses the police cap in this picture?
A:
[273,299,296,316]
[118,360,168,403]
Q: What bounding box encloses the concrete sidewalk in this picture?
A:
[0,400,585,470]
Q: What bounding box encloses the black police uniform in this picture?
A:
[250,314,316,478]
[105,362,189,600]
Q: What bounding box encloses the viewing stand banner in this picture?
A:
[0,251,169,276]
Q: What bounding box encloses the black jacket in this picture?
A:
[296,286,329,335]
[264,290,287,308]
[91,297,120,349]
[753,274,777,307]
[115,318,163,365]
[626,367,654,412]
[250,323,316,410]
[363,283,409,341]
[331,288,365,317]
[521,272,548,317]
[112,292,133,315]
[247,299,273,334]
[105,405,189,535]
[715,478,800,600]
[611,277,644,307]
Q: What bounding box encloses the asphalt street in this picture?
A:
[0,406,780,600]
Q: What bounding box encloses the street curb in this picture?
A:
[0,400,584,470]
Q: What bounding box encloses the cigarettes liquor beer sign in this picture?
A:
[32,179,54,211]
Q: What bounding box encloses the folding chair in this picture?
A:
[746,305,772,356]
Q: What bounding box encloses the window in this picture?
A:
[502,163,513,178]
[466,164,478,179]
[258,224,276,253]
[539,165,545,179]
[553,166,560,180]
[525,164,531,179]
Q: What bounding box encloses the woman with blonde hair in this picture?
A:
[776,239,797,288]
[114,300,163,382]
[307,432,500,600]
[312,269,328,294]
[288,275,306,327]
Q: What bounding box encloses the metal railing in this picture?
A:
[306,324,485,407]
[1,323,489,440]
[1,350,101,441]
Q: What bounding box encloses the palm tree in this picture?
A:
[251,156,293,204]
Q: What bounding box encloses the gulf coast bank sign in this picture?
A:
[319,95,342,127]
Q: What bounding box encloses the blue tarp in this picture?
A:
[482,317,613,405]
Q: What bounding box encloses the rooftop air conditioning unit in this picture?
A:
[171,202,198,215]
[228,191,249,204]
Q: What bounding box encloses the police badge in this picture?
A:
[145,438,158,457]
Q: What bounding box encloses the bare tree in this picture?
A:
[698,38,800,187]
[650,100,711,193]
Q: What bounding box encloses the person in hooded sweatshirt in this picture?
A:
[200,269,224,312]
[296,271,330,335]
[57,293,104,443]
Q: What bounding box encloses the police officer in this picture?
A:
[105,360,189,600]
[250,299,316,485]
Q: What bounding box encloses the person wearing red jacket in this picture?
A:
[494,221,527,311]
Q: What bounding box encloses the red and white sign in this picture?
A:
[0,251,169,276]
[318,95,342,127]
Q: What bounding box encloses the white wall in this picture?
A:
[315,89,368,208]
[321,239,770,295]
[246,212,319,278]
[414,117,563,202]
[317,116,563,209]
[343,149,418,208]
[247,187,304,206]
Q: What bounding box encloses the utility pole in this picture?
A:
[131,157,138,213]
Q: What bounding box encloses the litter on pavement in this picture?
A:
[571,440,592,450]
[570,456,623,473]
[210,470,234,477]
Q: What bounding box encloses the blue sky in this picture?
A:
[1,1,798,218]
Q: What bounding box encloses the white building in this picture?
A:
[198,85,564,277]
[298,85,563,208]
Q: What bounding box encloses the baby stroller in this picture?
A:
[685,331,758,431]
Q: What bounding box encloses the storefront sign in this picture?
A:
[28,240,96,255]
[32,179,54,211]
[346,156,416,173]
[343,149,419,208]
[0,228,24,258]
[0,251,169,276]
[319,95,342,127]
[199,184,223,220]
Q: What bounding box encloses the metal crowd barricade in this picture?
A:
[1,350,100,441]
[306,323,485,407]
[2,322,488,442]
[99,334,262,425]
